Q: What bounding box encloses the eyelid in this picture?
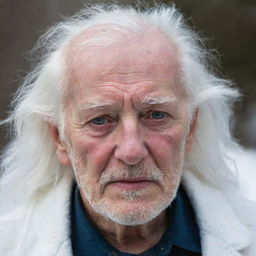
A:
[88,115,116,125]
[143,110,168,118]
[90,116,107,125]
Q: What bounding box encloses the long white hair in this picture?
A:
[0,4,240,203]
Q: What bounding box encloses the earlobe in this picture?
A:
[185,108,199,153]
[48,123,71,166]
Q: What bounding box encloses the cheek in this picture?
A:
[146,127,186,169]
[70,135,114,176]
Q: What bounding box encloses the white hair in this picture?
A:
[0,4,240,203]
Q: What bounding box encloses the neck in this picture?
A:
[99,212,168,254]
[82,199,168,254]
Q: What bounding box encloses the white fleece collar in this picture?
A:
[182,170,252,256]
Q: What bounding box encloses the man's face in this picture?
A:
[58,33,194,225]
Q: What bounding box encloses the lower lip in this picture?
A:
[109,181,152,190]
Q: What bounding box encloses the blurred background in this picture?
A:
[0,0,255,151]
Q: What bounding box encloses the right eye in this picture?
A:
[85,115,116,137]
[89,117,108,126]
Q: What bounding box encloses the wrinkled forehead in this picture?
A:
[63,24,182,102]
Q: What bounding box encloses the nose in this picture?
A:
[114,119,148,165]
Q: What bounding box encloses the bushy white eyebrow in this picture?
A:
[74,100,114,113]
[86,101,114,110]
[73,101,114,121]
[72,101,114,120]
[141,96,177,105]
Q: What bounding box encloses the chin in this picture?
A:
[106,204,169,226]
[89,192,176,226]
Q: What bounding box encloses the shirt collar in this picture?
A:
[165,185,201,252]
[71,184,201,256]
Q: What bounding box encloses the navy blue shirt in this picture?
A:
[71,184,201,256]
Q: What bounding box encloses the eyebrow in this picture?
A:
[86,101,114,110]
[75,96,177,115]
[75,100,115,114]
[141,96,177,105]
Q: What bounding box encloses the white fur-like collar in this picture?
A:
[183,170,254,256]
[0,174,73,256]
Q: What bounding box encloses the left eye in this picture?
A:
[90,117,108,125]
[148,111,167,119]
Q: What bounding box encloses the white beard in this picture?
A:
[75,163,182,226]
[67,142,185,226]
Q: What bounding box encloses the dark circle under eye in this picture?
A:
[91,117,107,125]
[151,111,166,119]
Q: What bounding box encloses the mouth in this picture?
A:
[107,178,154,190]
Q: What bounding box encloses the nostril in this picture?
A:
[114,140,148,166]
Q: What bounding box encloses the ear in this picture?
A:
[185,108,199,153]
[48,123,71,166]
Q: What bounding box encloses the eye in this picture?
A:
[86,115,115,137]
[148,111,167,120]
[90,116,108,125]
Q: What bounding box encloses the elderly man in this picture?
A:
[0,4,255,256]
